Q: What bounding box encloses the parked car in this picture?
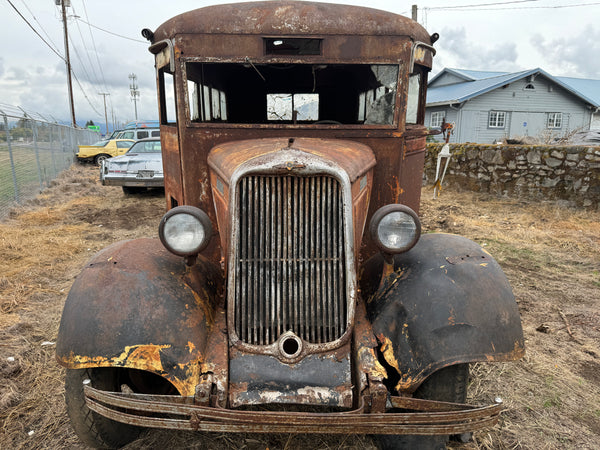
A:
[114,127,160,141]
[100,138,163,194]
[76,139,136,165]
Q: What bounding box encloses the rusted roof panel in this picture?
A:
[152,1,431,42]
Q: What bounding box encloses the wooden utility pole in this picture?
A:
[412,4,418,21]
[59,0,76,127]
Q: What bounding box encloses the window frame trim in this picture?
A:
[430,111,445,128]
[488,110,507,129]
[179,58,403,129]
[547,112,563,129]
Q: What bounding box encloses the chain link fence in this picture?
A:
[0,104,99,219]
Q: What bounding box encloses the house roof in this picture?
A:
[428,68,508,85]
[556,76,600,106]
[427,67,600,108]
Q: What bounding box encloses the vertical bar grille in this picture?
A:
[234,174,347,346]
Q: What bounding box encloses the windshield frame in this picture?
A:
[180,58,403,129]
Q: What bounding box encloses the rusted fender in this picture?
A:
[56,238,223,397]
[360,233,525,393]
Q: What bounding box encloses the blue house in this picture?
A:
[426,68,600,143]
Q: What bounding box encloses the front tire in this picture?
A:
[65,368,141,449]
[377,364,469,450]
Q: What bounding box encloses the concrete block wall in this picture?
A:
[424,143,600,209]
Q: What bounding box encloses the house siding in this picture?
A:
[425,107,459,142]
[427,75,592,143]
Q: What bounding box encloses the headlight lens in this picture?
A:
[159,206,212,256]
[370,204,421,254]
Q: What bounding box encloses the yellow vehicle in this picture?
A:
[76,139,136,165]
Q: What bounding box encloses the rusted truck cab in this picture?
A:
[56,2,524,448]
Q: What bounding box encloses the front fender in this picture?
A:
[361,233,524,393]
[56,238,223,396]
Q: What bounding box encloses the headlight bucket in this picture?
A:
[159,206,212,256]
[369,204,421,254]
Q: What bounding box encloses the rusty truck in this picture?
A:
[56,2,524,448]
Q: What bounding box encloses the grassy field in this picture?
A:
[0,164,598,449]
[0,145,73,215]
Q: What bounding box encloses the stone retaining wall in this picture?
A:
[424,143,600,209]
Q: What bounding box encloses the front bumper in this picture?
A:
[85,385,502,435]
[101,175,164,187]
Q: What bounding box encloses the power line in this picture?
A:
[6,0,65,61]
[427,0,539,9]
[19,0,61,51]
[71,71,103,117]
[71,10,103,87]
[427,1,600,11]
[78,1,112,114]
[74,16,147,43]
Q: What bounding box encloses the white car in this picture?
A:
[100,138,163,194]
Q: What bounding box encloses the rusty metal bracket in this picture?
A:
[84,385,502,435]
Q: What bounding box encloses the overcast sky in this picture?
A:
[1,0,599,132]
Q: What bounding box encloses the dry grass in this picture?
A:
[0,164,599,449]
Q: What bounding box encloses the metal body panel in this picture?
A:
[361,233,525,393]
[152,2,432,42]
[228,349,353,408]
[166,128,427,263]
[56,238,223,396]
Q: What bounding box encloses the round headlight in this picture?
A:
[370,204,421,254]
[159,206,212,256]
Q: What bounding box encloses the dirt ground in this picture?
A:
[0,164,598,449]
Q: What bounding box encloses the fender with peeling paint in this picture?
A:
[56,238,223,397]
[360,233,524,393]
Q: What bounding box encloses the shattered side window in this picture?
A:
[362,65,399,125]
[405,73,421,124]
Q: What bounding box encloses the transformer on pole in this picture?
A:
[129,73,140,121]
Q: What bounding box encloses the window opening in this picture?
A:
[547,112,562,128]
[430,111,444,128]
[524,83,535,90]
[488,111,506,128]
[159,69,177,125]
[405,73,421,124]
[267,93,319,121]
[185,62,398,125]
[264,38,322,55]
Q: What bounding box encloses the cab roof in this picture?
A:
[151,1,431,42]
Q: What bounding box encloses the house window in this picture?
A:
[547,112,562,128]
[430,111,444,128]
[488,111,506,128]
[524,83,535,90]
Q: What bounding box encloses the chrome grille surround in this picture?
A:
[226,149,356,360]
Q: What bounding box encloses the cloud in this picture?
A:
[532,25,600,78]
[436,27,519,71]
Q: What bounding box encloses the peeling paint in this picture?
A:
[378,334,400,373]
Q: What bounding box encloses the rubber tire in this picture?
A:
[94,154,111,166]
[65,368,141,449]
[122,186,146,195]
[376,364,469,450]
